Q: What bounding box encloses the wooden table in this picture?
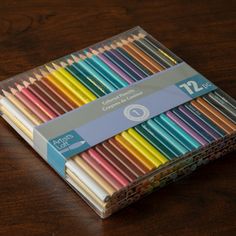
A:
[0,1,235,235]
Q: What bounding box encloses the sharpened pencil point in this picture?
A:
[52,63,61,70]
[78,54,87,60]
[104,45,111,50]
[90,48,99,55]
[132,34,139,40]
[45,65,54,73]
[116,42,123,47]
[85,51,93,58]
[39,69,49,78]
[2,89,10,97]
[15,83,24,91]
[121,39,128,44]
[127,37,134,42]
[110,44,117,49]
[9,87,18,94]
[34,73,42,80]
[67,59,74,65]
[23,81,30,87]
[138,32,145,38]
[29,77,36,83]
[60,62,68,68]
[98,47,105,53]
[71,54,79,62]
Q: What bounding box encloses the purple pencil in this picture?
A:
[107,44,147,79]
[179,105,221,140]
[166,111,208,146]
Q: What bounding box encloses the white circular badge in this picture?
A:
[123,104,150,122]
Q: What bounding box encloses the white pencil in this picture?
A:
[0,94,35,133]
[66,159,110,202]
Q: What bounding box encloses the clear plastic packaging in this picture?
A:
[0,26,235,218]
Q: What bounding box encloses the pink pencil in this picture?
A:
[10,87,50,122]
[16,83,57,120]
[87,149,129,187]
[81,152,123,191]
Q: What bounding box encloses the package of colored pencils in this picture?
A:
[0,26,235,218]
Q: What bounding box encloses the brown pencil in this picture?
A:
[16,83,57,120]
[2,89,42,126]
[108,138,149,174]
[29,77,71,113]
[127,37,165,71]
[34,73,77,110]
[191,99,234,134]
[23,81,65,116]
[102,140,144,178]
[117,39,162,73]
[95,144,136,182]
[10,87,50,122]
[80,152,123,190]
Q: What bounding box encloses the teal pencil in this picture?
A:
[147,119,189,156]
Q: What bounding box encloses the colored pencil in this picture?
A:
[2,89,42,126]
[40,69,82,107]
[23,81,65,116]
[80,152,123,190]
[0,94,33,138]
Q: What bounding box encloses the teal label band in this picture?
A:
[176,75,216,98]
[33,62,217,177]
[48,130,90,158]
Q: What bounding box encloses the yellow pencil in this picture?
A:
[127,128,168,164]
[52,63,97,101]
[46,65,91,104]
[39,69,83,106]
[115,134,155,170]
[121,131,162,167]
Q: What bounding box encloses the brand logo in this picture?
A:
[123,104,150,122]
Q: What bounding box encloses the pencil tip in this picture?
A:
[29,77,36,83]
[52,62,60,70]
[23,81,30,87]
[15,83,23,91]
[98,47,104,53]
[90,48,99,55]
[78,54,86,60]
[45,65,54,73]
[66,59,73,65]
[39,69,48,77]
[85,51,92,57]
[71,54,79,62]
[34,73,42,80]
[9,87,17,94]
[138,32,145,38]
[60,61,68,67]
[121,39,128,44]
[110,43,117,49]
[132,34,139,40]
[2,89,9,96]
[127,37,134,42]
[104,45,110,50]
[116,42,123,47]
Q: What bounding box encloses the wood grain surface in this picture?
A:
[0,0,235,235]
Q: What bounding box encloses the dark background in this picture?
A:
[0,1,235,235]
